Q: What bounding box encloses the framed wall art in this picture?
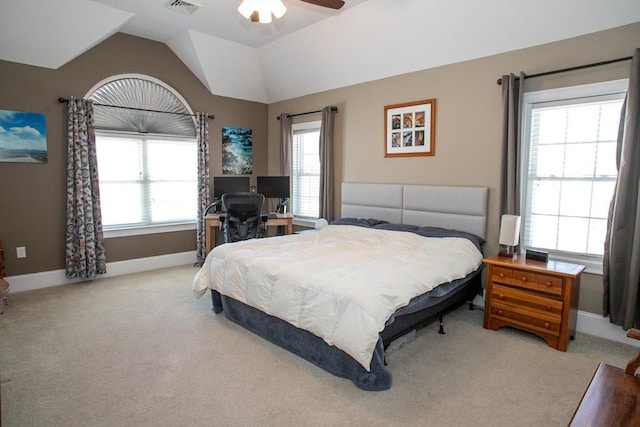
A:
[0,109,47,163]
[222,126,253,175]
[384,99,435,158]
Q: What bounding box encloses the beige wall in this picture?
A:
[0,33,268,275]
[267,23,640,315]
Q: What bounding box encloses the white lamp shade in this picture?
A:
[499,214,521,247]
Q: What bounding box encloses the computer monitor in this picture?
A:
[257,176,290,213]
[212,176,250,200]
[257,176,290,199]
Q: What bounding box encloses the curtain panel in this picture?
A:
[604,48,640,329]
[319,106,337,222]
[195,112,210,266]
[500,72,525,217]
[279,113,292,177]
[64,97,106,279]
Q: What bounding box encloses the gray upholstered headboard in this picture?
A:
[341,182,489,239]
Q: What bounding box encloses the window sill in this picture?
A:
[104,222,196,238]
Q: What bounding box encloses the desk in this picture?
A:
[205,213,294,254]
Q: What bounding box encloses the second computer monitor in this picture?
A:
[257,176,290,199]
[213,176,250,199]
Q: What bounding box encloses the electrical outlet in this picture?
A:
[16,246,26,259]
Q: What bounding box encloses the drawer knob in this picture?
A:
[498,293,504,300]
[544,322,550,329]
[499,272,505,278]
[521,276,528,282]
[497,309,503,316]
[546,304,552,311]
[544,281,552,287]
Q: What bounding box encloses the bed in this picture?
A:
[192,182,489,391]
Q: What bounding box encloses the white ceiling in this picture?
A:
[1,0,639,103]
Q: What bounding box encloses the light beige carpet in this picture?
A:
[0,265,636,427]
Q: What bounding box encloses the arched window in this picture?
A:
[87,74,198,234]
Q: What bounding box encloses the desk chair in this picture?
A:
[624,329,640,376]
[220,192,267,243]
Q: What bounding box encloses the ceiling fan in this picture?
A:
[300,0,345,9]
[240,0,346,23]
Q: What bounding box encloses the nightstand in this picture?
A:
[483,254,585,351]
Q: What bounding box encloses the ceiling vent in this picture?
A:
[165,0,201,15]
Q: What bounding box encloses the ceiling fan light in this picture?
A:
[269,1,287,18]
[237,0,286,23]
[237,1,254,19]
[258,7,273,24]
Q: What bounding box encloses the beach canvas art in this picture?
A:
[0,109,47,163]
[222,126,253,175]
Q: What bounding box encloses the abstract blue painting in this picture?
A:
[0,109,47,163]
[222,126,253,175]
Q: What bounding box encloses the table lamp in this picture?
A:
[499,214,521,258]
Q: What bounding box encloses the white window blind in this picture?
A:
[96,132,197,229]
[521,79,627,271]
[292,121,321,219]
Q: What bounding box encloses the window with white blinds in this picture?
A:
[292,121,321,219]
[96,133,197,229]
[88,75,198,235]
[521,79,627,272]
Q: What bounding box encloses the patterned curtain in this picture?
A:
[65,97,106,279]
[195,112,210,266]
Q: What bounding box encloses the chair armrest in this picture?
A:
[625,329,640,376]
[204,200,222,216]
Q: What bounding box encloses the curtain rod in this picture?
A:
[277,106,338,120]
[496,56,633,85]
[57,97,215,120]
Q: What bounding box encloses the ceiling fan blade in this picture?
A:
[300,0,345,9]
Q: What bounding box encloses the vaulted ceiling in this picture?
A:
[1,0,639,103]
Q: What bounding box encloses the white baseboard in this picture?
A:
[5,251,197,293]
[576,310,640,347]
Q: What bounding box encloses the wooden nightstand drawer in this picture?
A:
[492,266,513,283]
[512,270,537,291]
[490,301,561,336]
[508,270,563,297]
[534,273,563,296]
[491,284,563,318]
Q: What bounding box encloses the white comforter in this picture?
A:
[192,224,483,370]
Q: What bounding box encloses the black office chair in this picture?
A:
[220,192,267,243]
